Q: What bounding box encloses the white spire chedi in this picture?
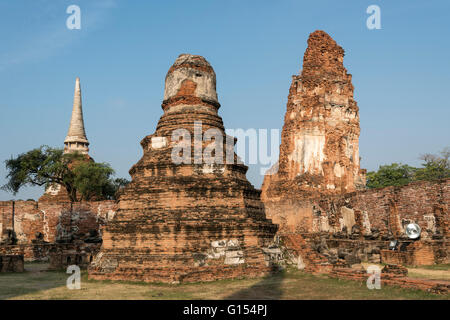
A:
[64,77,89,154]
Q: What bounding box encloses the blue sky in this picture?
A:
[0,0,449,200]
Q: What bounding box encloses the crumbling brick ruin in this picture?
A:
[0,246,24,272]
[0,200,116,245]
[262,30,366,200]
[0,77,118,271]
[88,54,279,283]
[0,32,448,294]
[0,200,117,269]
[260,30,449,293]
[265,179,449,266]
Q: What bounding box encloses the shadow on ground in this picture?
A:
[0,262,67,300]
[224,270,285,300]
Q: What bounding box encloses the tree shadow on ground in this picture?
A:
[0,262,69,300]
[224,269,285,300]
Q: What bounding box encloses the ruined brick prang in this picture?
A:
[88,54,278,283]
[262,30,366,201]
[259,30,448,272]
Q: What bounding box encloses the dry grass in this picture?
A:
[361,262,450,281]
[407,264,450,281]
[0,263,448,300]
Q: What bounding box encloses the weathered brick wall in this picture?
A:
[0,243,101,267]
[48,243,101,270]
[263,179,449,265]
[0,255,24,272]
[0,200,117,244]
[0,201,15,241]
[264,179,449,240]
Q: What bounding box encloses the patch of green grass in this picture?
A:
[1,264,448,300]
[279,269,443,300]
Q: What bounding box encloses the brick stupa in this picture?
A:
[89,54,278,283]
[262,31,366,202]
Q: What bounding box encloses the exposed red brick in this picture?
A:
[262,30,366,201]
[88,54,278,283]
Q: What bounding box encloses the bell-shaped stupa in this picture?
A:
[89,54,278,283]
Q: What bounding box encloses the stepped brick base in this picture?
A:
[88,54,278,283]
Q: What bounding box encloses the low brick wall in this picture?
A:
[0,200,117,244]
[263,179,449,268]
[264,179,449,240]
[329,267,449,295]
[48,243,101,270]
[0,255,24,273]
[0,242,101,270]
[0,246,25,272]
[381,241,437,266]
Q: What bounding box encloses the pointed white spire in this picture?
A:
[64,77,89,154]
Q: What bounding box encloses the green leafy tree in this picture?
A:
[72,162,115,201]
[100,178,131,200]
[366,163,417,189]
[2,145,127,201]
[2,146,83,201]
[111,178,130,194]
[413,147,450,181]
[366,147,449,189]
[73,163,130,201]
